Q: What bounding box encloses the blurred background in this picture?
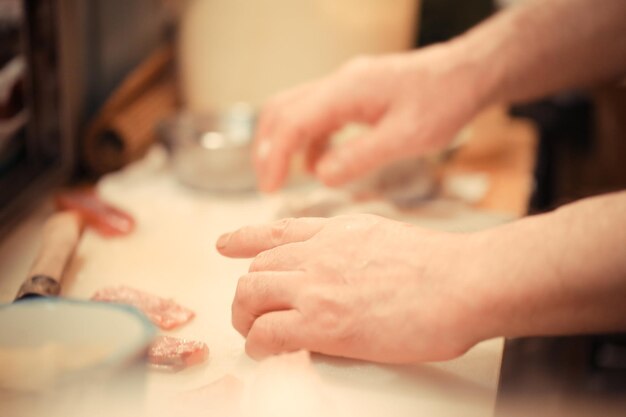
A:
[0,1,624,414]
[1,0,625,229]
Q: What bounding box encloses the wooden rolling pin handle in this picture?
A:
[15,275,62,299]
[15,211,84,300]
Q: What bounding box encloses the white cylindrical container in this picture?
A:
[179,0,421,112]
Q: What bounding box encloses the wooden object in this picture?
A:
[83,46,178,175]
[14,211,83,300]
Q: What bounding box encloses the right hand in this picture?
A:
[217,214,493,363]
[254,44,489,192]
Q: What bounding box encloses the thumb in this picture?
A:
[315,118,409,186]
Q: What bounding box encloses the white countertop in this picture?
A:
[0,147,507,417]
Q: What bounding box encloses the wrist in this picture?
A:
[420,229,510,349]
[452,229,512,343]
[446,26,509,108]
[463,210,567,340]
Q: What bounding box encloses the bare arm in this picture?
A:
[457,0,626,104]
[217,192,626,362]
[474,191,626,339]
[255,0,626,191]
[229,0,626,362]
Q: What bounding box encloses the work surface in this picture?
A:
[0,108,536,416]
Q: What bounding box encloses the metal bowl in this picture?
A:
[159,105,258,192]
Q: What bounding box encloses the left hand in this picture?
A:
[253,46,487,192]
[217,214,490,364]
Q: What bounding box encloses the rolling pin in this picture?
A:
[14,211,84,300]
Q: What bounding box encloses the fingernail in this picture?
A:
[216,233,232,249]
[259,163,283,193]
[317,159,342,183]
[256,139,271,161]
[255,140,277,192]
[258,173,275,193]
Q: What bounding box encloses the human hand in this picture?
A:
[254,44,488,192]
[217,214,491,363]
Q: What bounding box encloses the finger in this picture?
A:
[254,83,321,193]
[247,244,303,273]
[315,115,414,186]
[245,310,307,360]
[232,271,305,337]
[217,217,326,258]
[304,136,330,173]
[254,78,382,193]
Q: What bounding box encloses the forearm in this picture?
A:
[472,191,626,339]
[450,0,626,106]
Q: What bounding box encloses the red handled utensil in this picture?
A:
[55,188,135,237]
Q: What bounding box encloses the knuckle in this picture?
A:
[356,212,380,222]
[314,309,341,335]
[262,94,289,119]
[234,275,254,307]
[249,246,297,272]
[270,218,294,246]
[341,55,375,75]
[302,289,359,346]
[277,119,309,144]
[266,329,289,352]
[257,105,281,135]
[306,291,343,326]
[333,149,359,173]
[335,325,360,347]
[334,213,381,231]
[267,89,294,108]
[244,339,260,359]
[259,101,300,140]
[244,334,266,359]
[249,253,269,272]
[231,303,250,337]
[252,318,289,353]
[315,310,356,347]
[397,120,421,144]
